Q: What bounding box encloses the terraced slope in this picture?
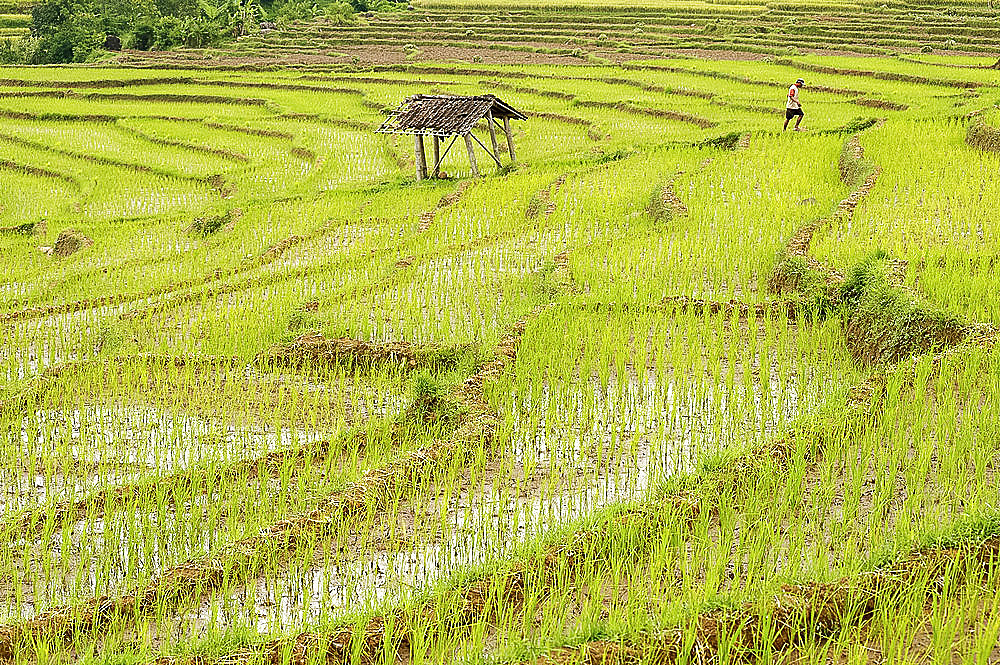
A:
[111,0,1000,68]
[0,0,29,40]
[1,55,999,665]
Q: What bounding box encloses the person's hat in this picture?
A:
[796,78,805,85]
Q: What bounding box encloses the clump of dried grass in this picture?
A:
[48,229,93,257]
[966,121,1000,153]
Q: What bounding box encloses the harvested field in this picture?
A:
[1,36,1000,665]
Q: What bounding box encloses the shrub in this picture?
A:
[189,209,238,236]
[0,36,37,63]
[700,131,744,150]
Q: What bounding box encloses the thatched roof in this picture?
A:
[376,94,526,137]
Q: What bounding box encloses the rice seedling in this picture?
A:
[1,51,997,665]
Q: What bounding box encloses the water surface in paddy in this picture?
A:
[178,353,829,634]
[0,403,337,558]
[0,369,413,620]
[4,366,408,513]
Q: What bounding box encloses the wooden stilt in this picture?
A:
[487,112,500,166]
[469,131,503,167]
[464,133,479,177]
[431,136,441,178]
[414,134,427,181]
[503,117,516,164]
[432,135,458,176]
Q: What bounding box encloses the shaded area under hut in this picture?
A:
[377,94,526,179]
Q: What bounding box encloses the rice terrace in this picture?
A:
[1,0,1000,661]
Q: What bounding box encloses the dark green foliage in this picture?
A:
[188,210,233,236]
[30,0,107,63]
[966,121,1000,153]
[22,0,393,63]
[28,0,218,62]
[0,221,37,235]
[405,373,463,428]
[155,0,198,17]
[817,117,880,136]
[837,249,890,311]
[344,0,405,10]
[128,14,220,50]
[266,0,395,29]
[646,186,676,227]
[700,131,743,150]
[496,162,518,177]
[594,148,633,164]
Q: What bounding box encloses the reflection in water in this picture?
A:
[188,357,821,634]
[6,405,325,515]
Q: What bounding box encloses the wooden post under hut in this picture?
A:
[414,134,427,181]
[503,117,516,164]
[376,94,527,179]
[487,109,500,160]
[432,136,441,178]
[464,133,479,177]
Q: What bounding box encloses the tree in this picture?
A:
[31,0,159,62]
[199,0,261,37]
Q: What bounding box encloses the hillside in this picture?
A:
[2,11,1000,665]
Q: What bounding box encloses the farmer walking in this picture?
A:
[784,78,805,131]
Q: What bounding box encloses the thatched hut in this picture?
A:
[377,94,526,179]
